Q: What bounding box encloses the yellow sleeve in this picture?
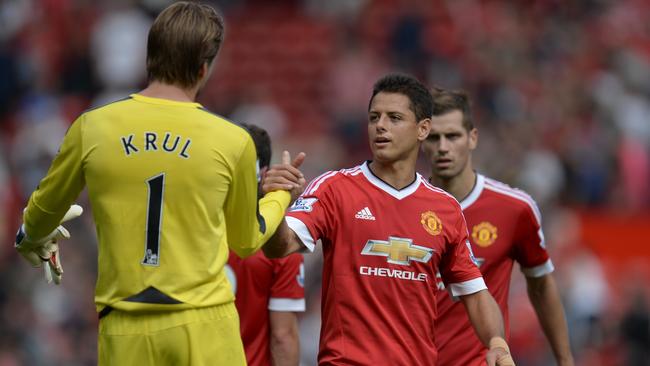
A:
[225,136,290,258]
[257,190,291,245]
[23,116,86,240]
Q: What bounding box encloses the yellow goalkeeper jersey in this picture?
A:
[23,94,290,313]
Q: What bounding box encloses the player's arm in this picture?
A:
[225,138,300,258]
[515,199,574,365]
[459,290,514,365]
[269,311,300,366]
[257,151,306,247]
[526,274,574,366]
[260,152,309,259]
[267,253,304,366]
[441,206,514,366]
[263,220,304,258]
[22,117,86,240]
[460,290,504,344]
[16,118,86,283]
[255,192,293,248]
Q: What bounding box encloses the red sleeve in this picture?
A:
[270,253,305,299]
[439,207,486,296]
[268,253,306,312]
[285,172,338,252]
[513,202,553,277]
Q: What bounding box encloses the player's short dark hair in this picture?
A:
[369,74,433,122]
[431,87,474,131]
[146,1,225,88]
[241,123,271,169]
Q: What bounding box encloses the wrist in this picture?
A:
[262,190,292,209]
[557,356,575,366]
[15,224,44,247]
[15,224,26,245]
[489,336,510,352]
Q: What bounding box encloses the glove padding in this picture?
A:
[15,204,83,284]
[43,248,63,285]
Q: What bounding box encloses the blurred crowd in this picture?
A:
[1,0,649,365]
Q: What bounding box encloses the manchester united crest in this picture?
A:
[472,222,498,247]
[420,211,442,236]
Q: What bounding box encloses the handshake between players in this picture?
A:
[14,150,307,286]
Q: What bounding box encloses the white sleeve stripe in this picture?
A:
[302,175,321,194]
[538,227,546,248]
[521,259,555,278]
[306,171,338,195]
[483,183,542,224]
[341,166,361,175]
[303,171,332,194]
[448,277,487,297]
[268,298,306,312]
[285,216,316,252]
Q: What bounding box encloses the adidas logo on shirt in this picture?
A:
[355,207,376,220]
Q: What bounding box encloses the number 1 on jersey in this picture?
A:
[143,173,165,266]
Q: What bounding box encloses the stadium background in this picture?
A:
[1,0,649,365]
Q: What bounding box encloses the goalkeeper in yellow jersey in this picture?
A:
[13,2,306,365]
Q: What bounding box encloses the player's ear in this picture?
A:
[469,128,478,150]
[198,61,209,79]
[417,117,432,142]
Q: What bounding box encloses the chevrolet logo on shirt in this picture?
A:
[361,236,434,265]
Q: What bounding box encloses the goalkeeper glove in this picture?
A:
[14,204,83,285]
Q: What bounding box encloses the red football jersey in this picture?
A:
[435,174,554,366]
[226,250,305,366]
[286,162,485,366]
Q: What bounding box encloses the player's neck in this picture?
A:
[431,168,476,202]
[139,81,199,103]
[368,159,417,190]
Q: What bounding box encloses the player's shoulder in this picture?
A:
[420,177,463,210]
[194,107,252,139]
[482,176,541,221]
[302,164,363,196]
[83,95,249,137]
[79,95,134,119]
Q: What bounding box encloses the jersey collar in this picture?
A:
[360,161,422,200]
[459,173,485,210]
[130,93,203,108]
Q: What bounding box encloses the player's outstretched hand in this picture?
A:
[15,204,83,285]
[262,150,306,203]
[486,337,515,366]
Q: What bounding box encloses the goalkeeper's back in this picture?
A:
[19,2,299,364]
[24,94,268,313]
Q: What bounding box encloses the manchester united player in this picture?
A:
[263,74,515,366]
[227,124,305,366]
[422,88,574,366]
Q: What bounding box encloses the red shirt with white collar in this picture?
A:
[436,174,554,366]
[286,161,485,366]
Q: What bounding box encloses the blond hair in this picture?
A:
[146,1,225,88]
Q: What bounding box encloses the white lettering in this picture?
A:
[119,133,191,158]
[121,134,138,155]
[145,132,158,151]
[162,133,180,152]
[359,266,428,282]
[179,138,191,158]
[290,197,318,212]
[436,272,446,290]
